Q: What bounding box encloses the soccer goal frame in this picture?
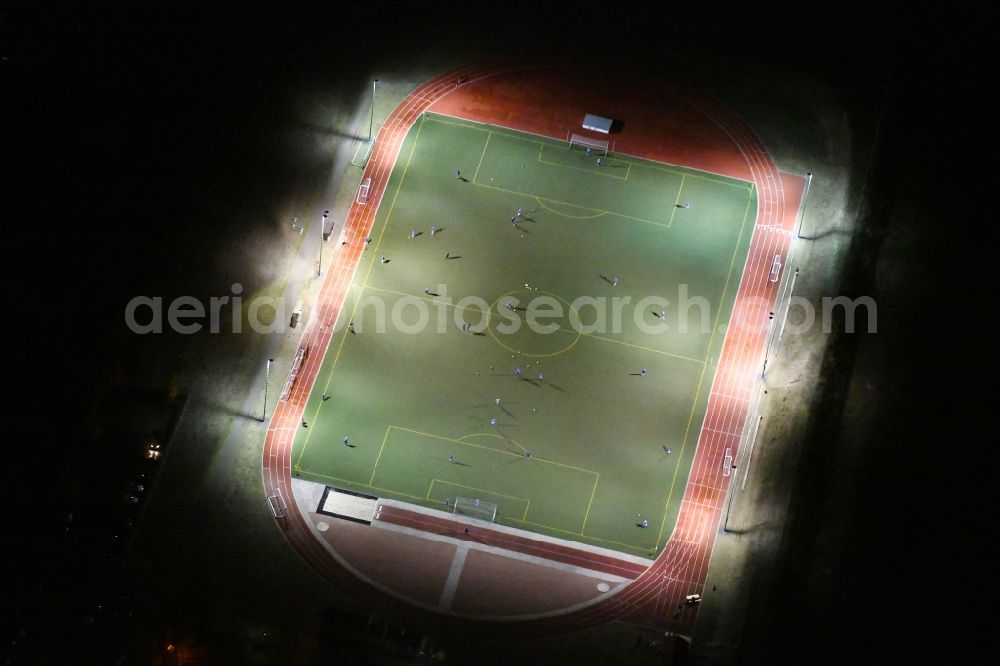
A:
[454,497,498,523]
[568,133,610,157]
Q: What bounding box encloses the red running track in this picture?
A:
[262,59,801,637]
[377,504,647,580]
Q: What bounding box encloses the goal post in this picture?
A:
[568,133,609,157]
[453,497,498,523]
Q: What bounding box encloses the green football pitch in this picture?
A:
[292,114,755,557]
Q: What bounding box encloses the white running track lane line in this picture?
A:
[264,63,796,634]
[439,543,470,610]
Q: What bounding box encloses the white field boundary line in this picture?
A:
[268,63,793,636]
[269,65,502,487]
[472,88,752,616]
[661,169,789,626]
[276,75,476,483]
[372,519,634,584]
[347,100,763,578]
[651,94,789,627]
[427,110,755,185]
[383,499,654,565]
[432,89,779,609]
[688,226,790,618]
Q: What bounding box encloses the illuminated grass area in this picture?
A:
[292,114,755,557]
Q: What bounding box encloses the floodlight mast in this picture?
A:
[262,358,274,422]
[318,210,328,277]
[796,172,813,239]
[369,79,379,143]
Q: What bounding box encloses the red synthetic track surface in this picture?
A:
[262,59,801,637]
[377,504,647,580]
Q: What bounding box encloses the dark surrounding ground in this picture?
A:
[4,1,991,664]
[734,41,992,664]
[753,10,994,660]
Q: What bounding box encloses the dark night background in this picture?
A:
[3,1,991,663]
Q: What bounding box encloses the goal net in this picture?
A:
[453,497,497,523]
[568,133,609,157]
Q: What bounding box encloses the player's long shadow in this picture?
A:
[470,398,508,409]
[599,274,614,286]
[513,224,531,233]
[540,380,565,392]
[469,401,519,418]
